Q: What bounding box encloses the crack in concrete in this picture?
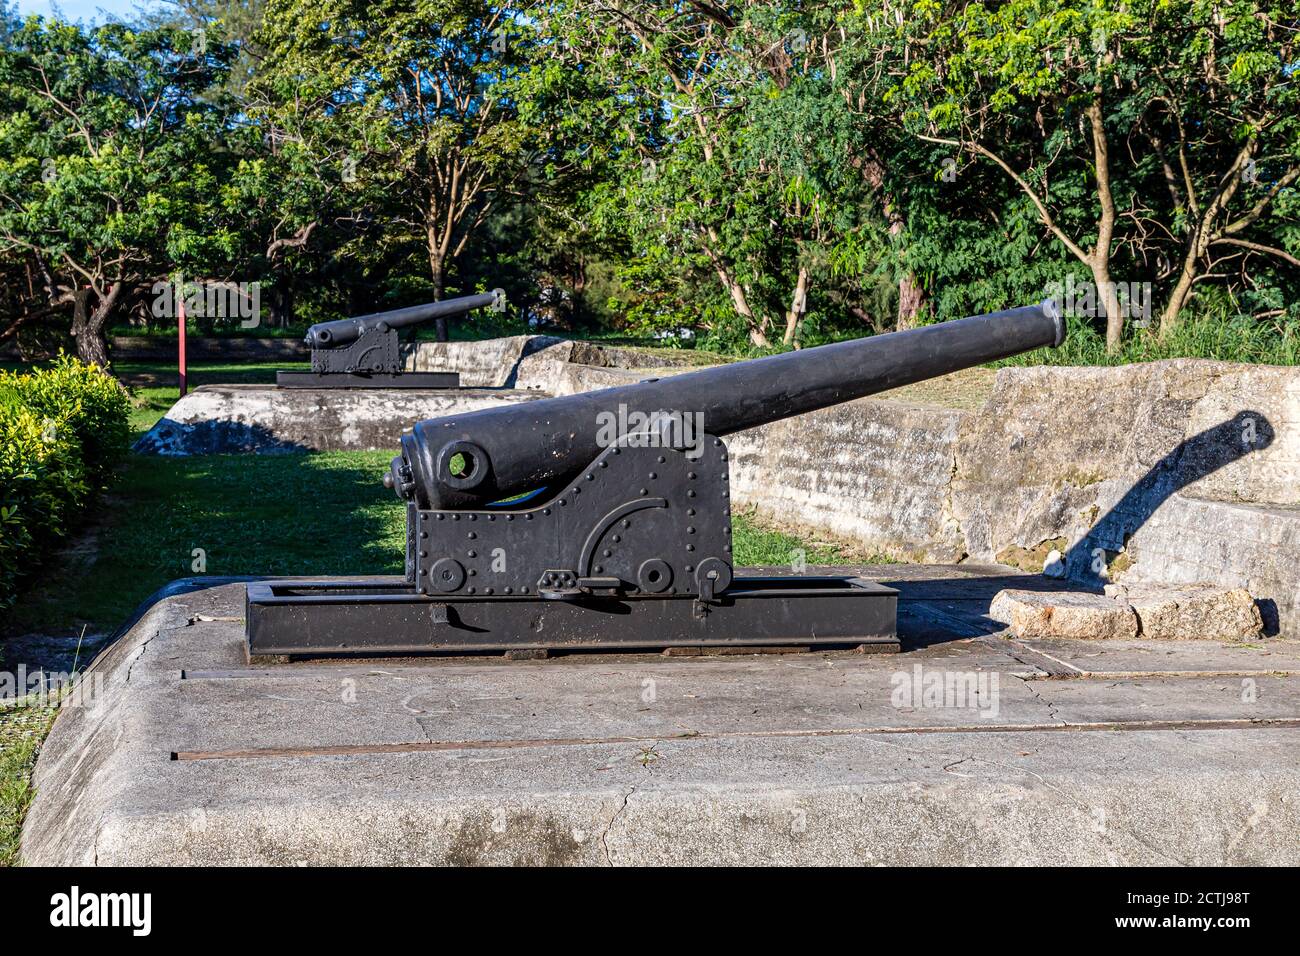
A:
[123,633,157,685]
[125,605,192,684]
[91,810,104,867]
[600,785,635,866]
[1014,674,1064,724]
[942,756,974,776]
[987,634,1081,676]
[941,418,969,562]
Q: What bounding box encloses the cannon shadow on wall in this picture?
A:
[1062,409,1277,631]
[882,410,1277,643]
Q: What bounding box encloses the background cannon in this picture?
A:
[277,289,503,389]
[248,301,1064,656]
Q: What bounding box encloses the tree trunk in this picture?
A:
[897,274,924,330]
[1090,260,1123,354]
[268,281,295,329]
[702,239,768,346]
[71,282,121,369]
[783,266,809,346]
[857,155,922,331]
[429,247,448,342]
[743,293,769,347]
[1153,145,1276,337]
[1159,254,1198,337]
[720,266,768,347]
[1086,99,1121,353]
[889,211,923,330]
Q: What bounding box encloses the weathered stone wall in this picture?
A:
[954,361,1300,633]
[727,403,966,561]
[403,335,570,387]
[404,336,707,389]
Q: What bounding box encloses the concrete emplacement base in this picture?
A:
[21,564,1300,866]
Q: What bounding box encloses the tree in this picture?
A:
[890,0,1138,351]
[880,0,1300,349]
[540,2,861,346]
[257,0,538,339]
[1130,1,1300,334]
[155,0,270,95]
[0,20,234,365]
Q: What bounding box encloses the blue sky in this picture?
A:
[12,0,161,23]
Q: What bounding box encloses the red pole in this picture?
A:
[178,289,188,398]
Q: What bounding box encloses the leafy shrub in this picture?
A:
[0,357,129,610]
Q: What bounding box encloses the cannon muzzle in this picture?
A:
[390,301,1064,510]
[304,291,501,349]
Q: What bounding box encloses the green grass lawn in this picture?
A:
[5,451,859,638]
[0,706,56,867]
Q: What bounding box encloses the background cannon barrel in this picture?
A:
[388,301,1065,510]
[304,291,499,348]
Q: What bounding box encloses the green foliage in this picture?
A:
[997,311,1300,367]
[1,2,1297,360]
[0,17,240,359]
[0,357,129,610]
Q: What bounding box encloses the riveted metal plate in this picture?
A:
[413,436,733,599]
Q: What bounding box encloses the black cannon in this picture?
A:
[276,290,503,388]
[248,301,1064,656]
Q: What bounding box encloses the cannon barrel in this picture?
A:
[304,291,499,349]
[388,301,1064,510]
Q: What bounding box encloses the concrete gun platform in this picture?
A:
[21,564,1300,865]
[132,384,543,455]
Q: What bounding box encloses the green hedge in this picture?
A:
[0,357,130,611]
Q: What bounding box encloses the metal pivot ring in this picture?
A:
[637,558,673,593]
[695,557,732,594]
[429,558,466,593]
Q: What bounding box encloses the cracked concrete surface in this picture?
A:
[600,786,635,866]
[1013,675,1065,724]
[19,567,1300,866]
